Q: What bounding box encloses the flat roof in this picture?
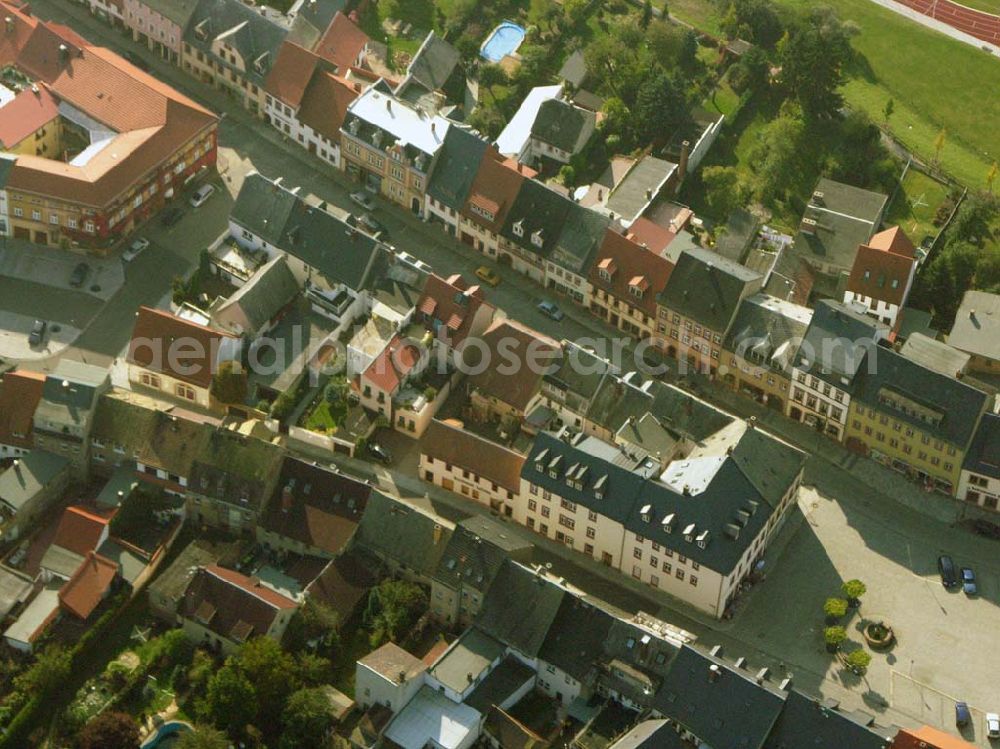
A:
[3,583,60,646]
[383,685,481,749]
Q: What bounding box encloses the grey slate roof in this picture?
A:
[543,342,616,405]
[431,515,532,593]
[501,179,573,258]
[852,347,988,447]
[724,293,812,375]
[714,208,759,263]
[287,0,346,49]
[654,645,787,749]
[0,567,32,619]
[425,126,490,212]
[405,32,461,94]
[0,154,16,187]
[949,290,1000,362]
[898,333,970,378]
[428,627,505,694]
[214,254,299,332]
[659,247,763,333]
[184,0,289,87]
[231,172,300,247]
[609,721,687,749]
[793,299,884,386]
[794,178,888,273]
[0,451,69,512]
[550,202,609,275]
[355,491,453,578]
[605,156,677,225]
[523,428,803,574]
[963,412,1000,478]
[97,539,148,587]
[530,98,594,154]
[475,560,567,657]
[134,0,200,28]
[465,655,536,714]
[763,690,892,749]
[558,50,588,88]
[538,595,614,683]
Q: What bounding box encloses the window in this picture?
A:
[650,575,659,587]
[586,526,595,539]
[587,510,597,522]
[31,209,41,221]
[690,575,698,587]
[662,561,672,573]
[676,569,685,581]
[541,506,550,518]
[633,548,642,560]
[558,514,575,530]
[528,499,537,512]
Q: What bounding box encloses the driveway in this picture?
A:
[0,242,124,301]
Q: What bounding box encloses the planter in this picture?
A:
[863,621,895,649]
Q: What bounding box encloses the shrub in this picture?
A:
[841,579,867,605]
[823,626,847,651]
[823,597,848,620]
[844,649,872,674]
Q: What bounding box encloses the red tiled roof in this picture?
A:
[127,306,237,390]
[423,419,526,493]
[846,226,917,307]
[0,370,45,449]
[306,551,377,619]
[463,148,531,232]
[362,336,422,394]
[627,217,682,257]
[893,726,977,749]
[313,12,370,72]
[416,273,495,348]
[203,565,298,610]
[0,85,59,148]
[467,319,560,412]
[264,41,323,108]
[180,565,297,643]
[52,505,112,557]
[589,228,674,318]
[59,552,118,619]
[297,71,361,142]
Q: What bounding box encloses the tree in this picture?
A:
[201,663,257,735]
[177,726,230,749]
[882,97,894,125]
[14,645,72,696]
[844,649,872,675]
[824,625,847,652]
[563,0,590,29]
[641,0,654,28]
[744,109,805,204]
[634,70,689,145]
[366,580,427,647]
[211,359,247,405]
[721,0,784,48]
[236,637,299,725]
[77,712,140,749]
[823,597,848,620]
[477,64,509,105]
[729,45,770,95]
[841,579,867,606]
[701,166,744,220]
[779,7,854,118]
[280,687,336,749]
[296,653,333,687]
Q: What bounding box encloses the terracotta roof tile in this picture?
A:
[264,41,323,108]
[893,726,977,749]
[463,149,531,232]
[362,335,421,394]
[467,319,560,412]
[0,370,45,449]
[59,551,118,619]
[313,12,370,72]
[423,420,526,493]
[297,71,361,142]
[52,505,112,557]
[0,85,59,148]
[590,229,674,318]
[127,306,238,390]
[846,226,917,307]
[416,273,495,348]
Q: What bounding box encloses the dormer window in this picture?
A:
[863,270,870,281]
[597,257,616,283]
[565,463,579,488]
[696,530,710,549]
[194,18,209,40]
[372,130,383,148]
[512,219,524,238]
[628,276,648,299]
[891,278,899,289]
[640,504,652,523]
[661,513,675,533]
[548,454,563,478]
[531,229,544,248]
[593,474,607,499]
[348,118,360,135]
[253,52,269,75]
[534,448,549,472]
[683,523,696,542]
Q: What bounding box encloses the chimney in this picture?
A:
[5,17,13,34]
[645,188,653,201]
[62,379,70,389]
[398,670,406,683]
[281,484,293,512]
[431,122,436,136]
[800,217,817,236]
[970,309,976,320]
[58,43,69,64]
[433,523,443,545]
[678,140,690,181]
[748,416,757,430]
[708,664,721,682]
[386,98,392,112]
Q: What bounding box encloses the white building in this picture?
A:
[842,226,918,329]
[355,642,428,713]
[958,413,1000,512]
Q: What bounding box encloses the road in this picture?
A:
[17,3,1000,743]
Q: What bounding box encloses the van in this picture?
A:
[938,555,957,588]
[189,183,216,208]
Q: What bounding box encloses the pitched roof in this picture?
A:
[949,290,1000,362]
[431,514,532,592]
[551,202,610,276]
[137,0,200,27]
[462,148,530,232]
[359,642,426,683]
[355,491,454,577]
[403,31,460,93]
[362,336,421,394]
[212,254,299,333]
[426,126,490,212]
[590,229,674,318]
[0,85,60,148]
[898,333,970,378]
[416,273,495,347]
[543,341,616,403]
[963,412,1000,478]
[58,552,117,619]
[423,420,526,494]
[180,564,297,642]
[892,726,978,749]
[305,549,378,619]
[230,171,300,246]
[658,247,763,332]
[609,721,684,749]
[188,429,285,512]
[538,595,615,682]
[655,645,787,749]
[604,156,677,226]
[52,505,111,557]
[344,86,450,159]
[312,11,369,72]
[763,689,892,749]
[530,97,594,153]
[264,41,324,108]
[723,293,813,375]
[851,347,988,447]
[496,84,561,158]
[793,299,885,385]
[0,451,70,513]
[557,49,588,88]
[261,458,370,554]
[484,706,550,749]
[296,71,362,142]
[467,319,561,412]
[287,0,347,50]
[794,178,888,273]
[846,226,917,307]
[475,560,567,656]
[0,370,45,449]
[500,178,573,258]
[128,306,239,390]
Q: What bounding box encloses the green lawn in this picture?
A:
[885,167,956,242]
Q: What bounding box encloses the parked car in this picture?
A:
[961,567,977,596]
[122,237,150,262]
[475,265,501,287]
[28,319,47,347]
[350,191,377,211]
[987,712,1000,739]
[366,442,393,465]
[161,206,185,227]
[955,701,971,728]
[69,262,90,288]
[189,183,216,208]
[357,213,387,238]
[537,300,565,321]
[938,555,958,588]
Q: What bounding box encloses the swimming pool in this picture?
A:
[481,22,526,63]
[141,721,192,749]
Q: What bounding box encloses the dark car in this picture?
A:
[960,567,977,596]
[956,701,971,727]
[357,213,387,238]
[366,442,393,465]
[537,300,565,321]
[161,206,185,227]
[28,319,47,347]
[938,555,958,588]
[69,262,90,288]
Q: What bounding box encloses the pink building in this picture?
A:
[124,0,198,63]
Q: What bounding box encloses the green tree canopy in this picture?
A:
[279,688,336,749]
[201,663,257,735]
[77,712,140,749]
[176,725,230,749]
[779,7,854,118]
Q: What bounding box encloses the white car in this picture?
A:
[189,183,216,208]
[122,237,149,262]
[987,712,1000,739]
[350,191,376,211]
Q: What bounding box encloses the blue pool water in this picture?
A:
[481,22,526,62]
[141,721,192,749]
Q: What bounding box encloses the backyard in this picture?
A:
[885,166,959,246]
